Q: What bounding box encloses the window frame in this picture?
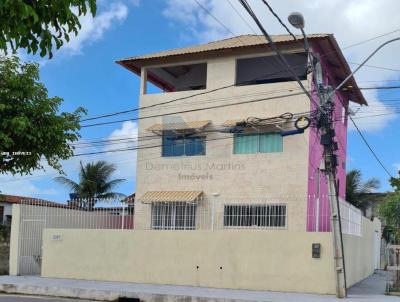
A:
[235,52,308,87]
[223,203,287,229]
[162,132,206,157]
[151,202,197,230]
[233,132,283,155]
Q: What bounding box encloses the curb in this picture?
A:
[0,283,250,302]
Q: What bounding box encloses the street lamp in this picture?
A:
[288,12,310,52]
[288,12,304,29]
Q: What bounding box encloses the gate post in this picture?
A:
[9,204,21,275]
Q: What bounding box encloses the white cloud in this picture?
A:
[162,0,400,131]
[0,121,138,198]
[60,2,128,55]
[0,174,58,196]
[101,121,138,180]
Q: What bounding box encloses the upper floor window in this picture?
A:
[233,132,283,154]
[235,53,308,86]
[162,133,206,157]
[146,63,207,93]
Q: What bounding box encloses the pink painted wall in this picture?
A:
[307,47,349,232]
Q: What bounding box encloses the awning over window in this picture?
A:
[146,120,210,134]
[138,191,203,203]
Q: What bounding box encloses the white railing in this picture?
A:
[339,199,362,236]
[307,194,362,236]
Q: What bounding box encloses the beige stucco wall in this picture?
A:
[9,204,20,276]
[135,48,312,231]
[42,229,336,294]
[343,217,381,287]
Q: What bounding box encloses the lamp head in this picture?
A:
[288,12,305,29]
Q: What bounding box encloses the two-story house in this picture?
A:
[118,34,365,233]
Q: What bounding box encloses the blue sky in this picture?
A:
[1,0,400,201]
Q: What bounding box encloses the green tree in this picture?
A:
[0,0,96,58]
[0,56,85,175]
[346,169,380,209]
[390,170,400,192]
[54,161,126,210]
[380,171,400,243]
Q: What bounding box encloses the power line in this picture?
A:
[237,0,316,108]
[226,0,258,33]
[252,0,394,182]
[80,91,307,128]
[193,0,244,40]
[348,116,393,178]
[342,28,400,50]
[79,29,400,124]
[359,85,400,90]
[259,0,298,41]
[80,65,305,123]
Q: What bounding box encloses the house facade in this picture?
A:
[117,34,364,233]
[16,35,381,295]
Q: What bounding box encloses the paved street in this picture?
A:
[0,295,96,302]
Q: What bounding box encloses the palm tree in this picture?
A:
[346,169,380,210]
[54,161,126,210]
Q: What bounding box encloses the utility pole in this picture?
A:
[288,11,400,298]
[315,59,347,298]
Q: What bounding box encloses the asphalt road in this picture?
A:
[0,295,96,302]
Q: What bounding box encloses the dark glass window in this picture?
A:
[162,133,205,157]
[236,53,308,86]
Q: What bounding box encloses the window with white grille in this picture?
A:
[223,204,287,228]
[151,202,196,230]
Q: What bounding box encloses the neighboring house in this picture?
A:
[22,34,382,295]
[360,192,388,220]
[0,195,59,225]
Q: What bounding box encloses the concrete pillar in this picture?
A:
[9,204,21,275]
[140,68,147,95]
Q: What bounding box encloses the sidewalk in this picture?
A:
[0,271,395,302]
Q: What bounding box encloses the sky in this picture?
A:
[1,0,400,202]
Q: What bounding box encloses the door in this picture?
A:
[18,219,45,275]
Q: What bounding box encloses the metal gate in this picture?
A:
[15,199,134,276]
[18,219,45,275]
[386,244,400,294]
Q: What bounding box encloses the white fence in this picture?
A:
[339,199,362,236]
[12,194,363,276]
[307,194,362,236]
[133,194,304,231]
[15,198,134,275]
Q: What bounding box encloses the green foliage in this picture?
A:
[0,0,96,58]
[379,191,400,242]
[54,160,126,209]
[346,169,380,209]
[0,223,11,244]
[0,56,86,175]
[380,172,400,242]
[390,170,400,192]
